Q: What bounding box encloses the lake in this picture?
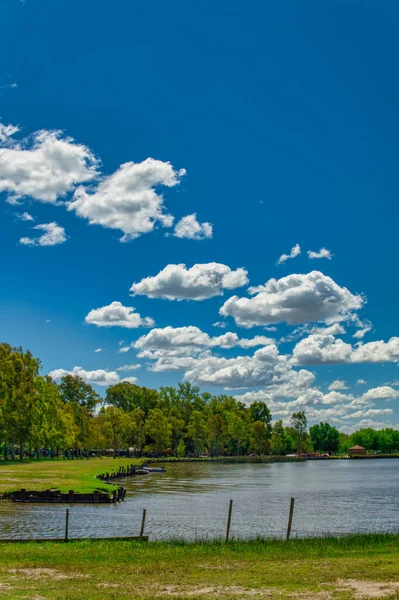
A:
[1,459,398,540]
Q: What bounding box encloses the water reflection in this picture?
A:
[0,460,398,540]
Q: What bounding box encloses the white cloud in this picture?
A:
[0,125,99,203]
[120,376,138,384]
[357,379,367,385]
[173,213,212,240]
[85,301,154,329]
[277,243,301,264]
[0,122,19,143]
[307,247,333,260]
[353,321,372,339]
[220,271,362,328]
[328,379,348,391]
[213,321,227,329]
[293,334,353,365]
[94,348,104,353]
[68,158,185,241]
[19,222,68,246]
[116,364,141,371]
[49,366,120,386]
[132,326,273,358]
[293,334,399,366]
[361,386,399,401]
[16,212,34,222]
[131,262,249,301]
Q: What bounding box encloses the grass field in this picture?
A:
[0,534,398,599]
[0,457,143,495]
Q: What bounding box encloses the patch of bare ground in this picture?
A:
[148,585,278,597]
[8,568,90,580]
[336,579,399,598]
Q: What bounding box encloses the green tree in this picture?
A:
[251,421,271,455]
[250,401,272,428]
[271,419,288,455]
[187,410,208,455]
[101,406,130,458]
[208,414,226,456]
[145,408,171,455]
[58,375,100,414]
[177,439,186,457]
[310,422,340,454]
[0,344,41,459]
[290,411,308,454]
[227,412,248,456]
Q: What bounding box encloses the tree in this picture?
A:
[227,412,248,456]
[290,411,308,454]
[251,421,271,455]
[145,408,171,455]
[208,414,226,456]
[250,401,272,429]
[101,406,130,458]
[310,422,340,454]
[177,439,186,457]
[0,344,41,459]
[58,375,100,414]
[187,410,208,455]
[271,420,288,455]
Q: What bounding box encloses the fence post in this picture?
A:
[65,508,69,542]
[286,497,295,540]
[225,499,233,542]
[140,508,147,538]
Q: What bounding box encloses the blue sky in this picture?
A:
[1,0,399,431]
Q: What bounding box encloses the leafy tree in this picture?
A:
[250,401,272,428]
[101,406,130,458]
[177,439,186,457]
[251,421,271,455]
[271,419,288,455]
[187,410,208,455]
[227,412,248,456]
[310,422,340,454]
[208,414,226,456]
[145,408,171,455]
[290,411,308,454]
[58,375,100,414]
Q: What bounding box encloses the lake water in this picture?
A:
[1,460,399,541]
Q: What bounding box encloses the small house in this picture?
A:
[349,444,366,457]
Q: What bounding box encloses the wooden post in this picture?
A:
[286,497,295,540]
[68,490,74,503]
[140,508,147,538]
[225,499,233,542]
[65,508,69,542]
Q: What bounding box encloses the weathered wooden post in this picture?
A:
[226,499,233,542]
[65,508,69,542]
[286,497,295,540]
[140,508,147,538]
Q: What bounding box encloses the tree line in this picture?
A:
[1,344,399,459]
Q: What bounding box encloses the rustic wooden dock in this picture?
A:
[11,487,126,504]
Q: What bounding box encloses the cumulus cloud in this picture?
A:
[94,348,104,353]
[361,386,399,401]
[49,366,120,386]
[173,213,212,240]
[116,364,141,371]
[0,124,99,203]
[19,222,67,246]
[68,158,185,241]
[307,247,333,260]
[131,326,274,359]
[328,379,348,391]
[130,262,249,301]
[277,243,301,264]
[120,376,138,384]
[220,271,362,328]
[16,212,34,222]
[353,321,372,339]
[357,379,367,385]
[213,321,227,329]
[85,301,154,329]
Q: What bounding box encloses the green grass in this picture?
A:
[0,457,144,495]
[0,534,399,599]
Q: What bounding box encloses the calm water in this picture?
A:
[0,460,398,540]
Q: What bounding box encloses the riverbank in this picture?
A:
[0,457,144,496]
[0,534,398,599]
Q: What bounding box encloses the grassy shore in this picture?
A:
[0,457,143,495]
[0,534,398,599]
